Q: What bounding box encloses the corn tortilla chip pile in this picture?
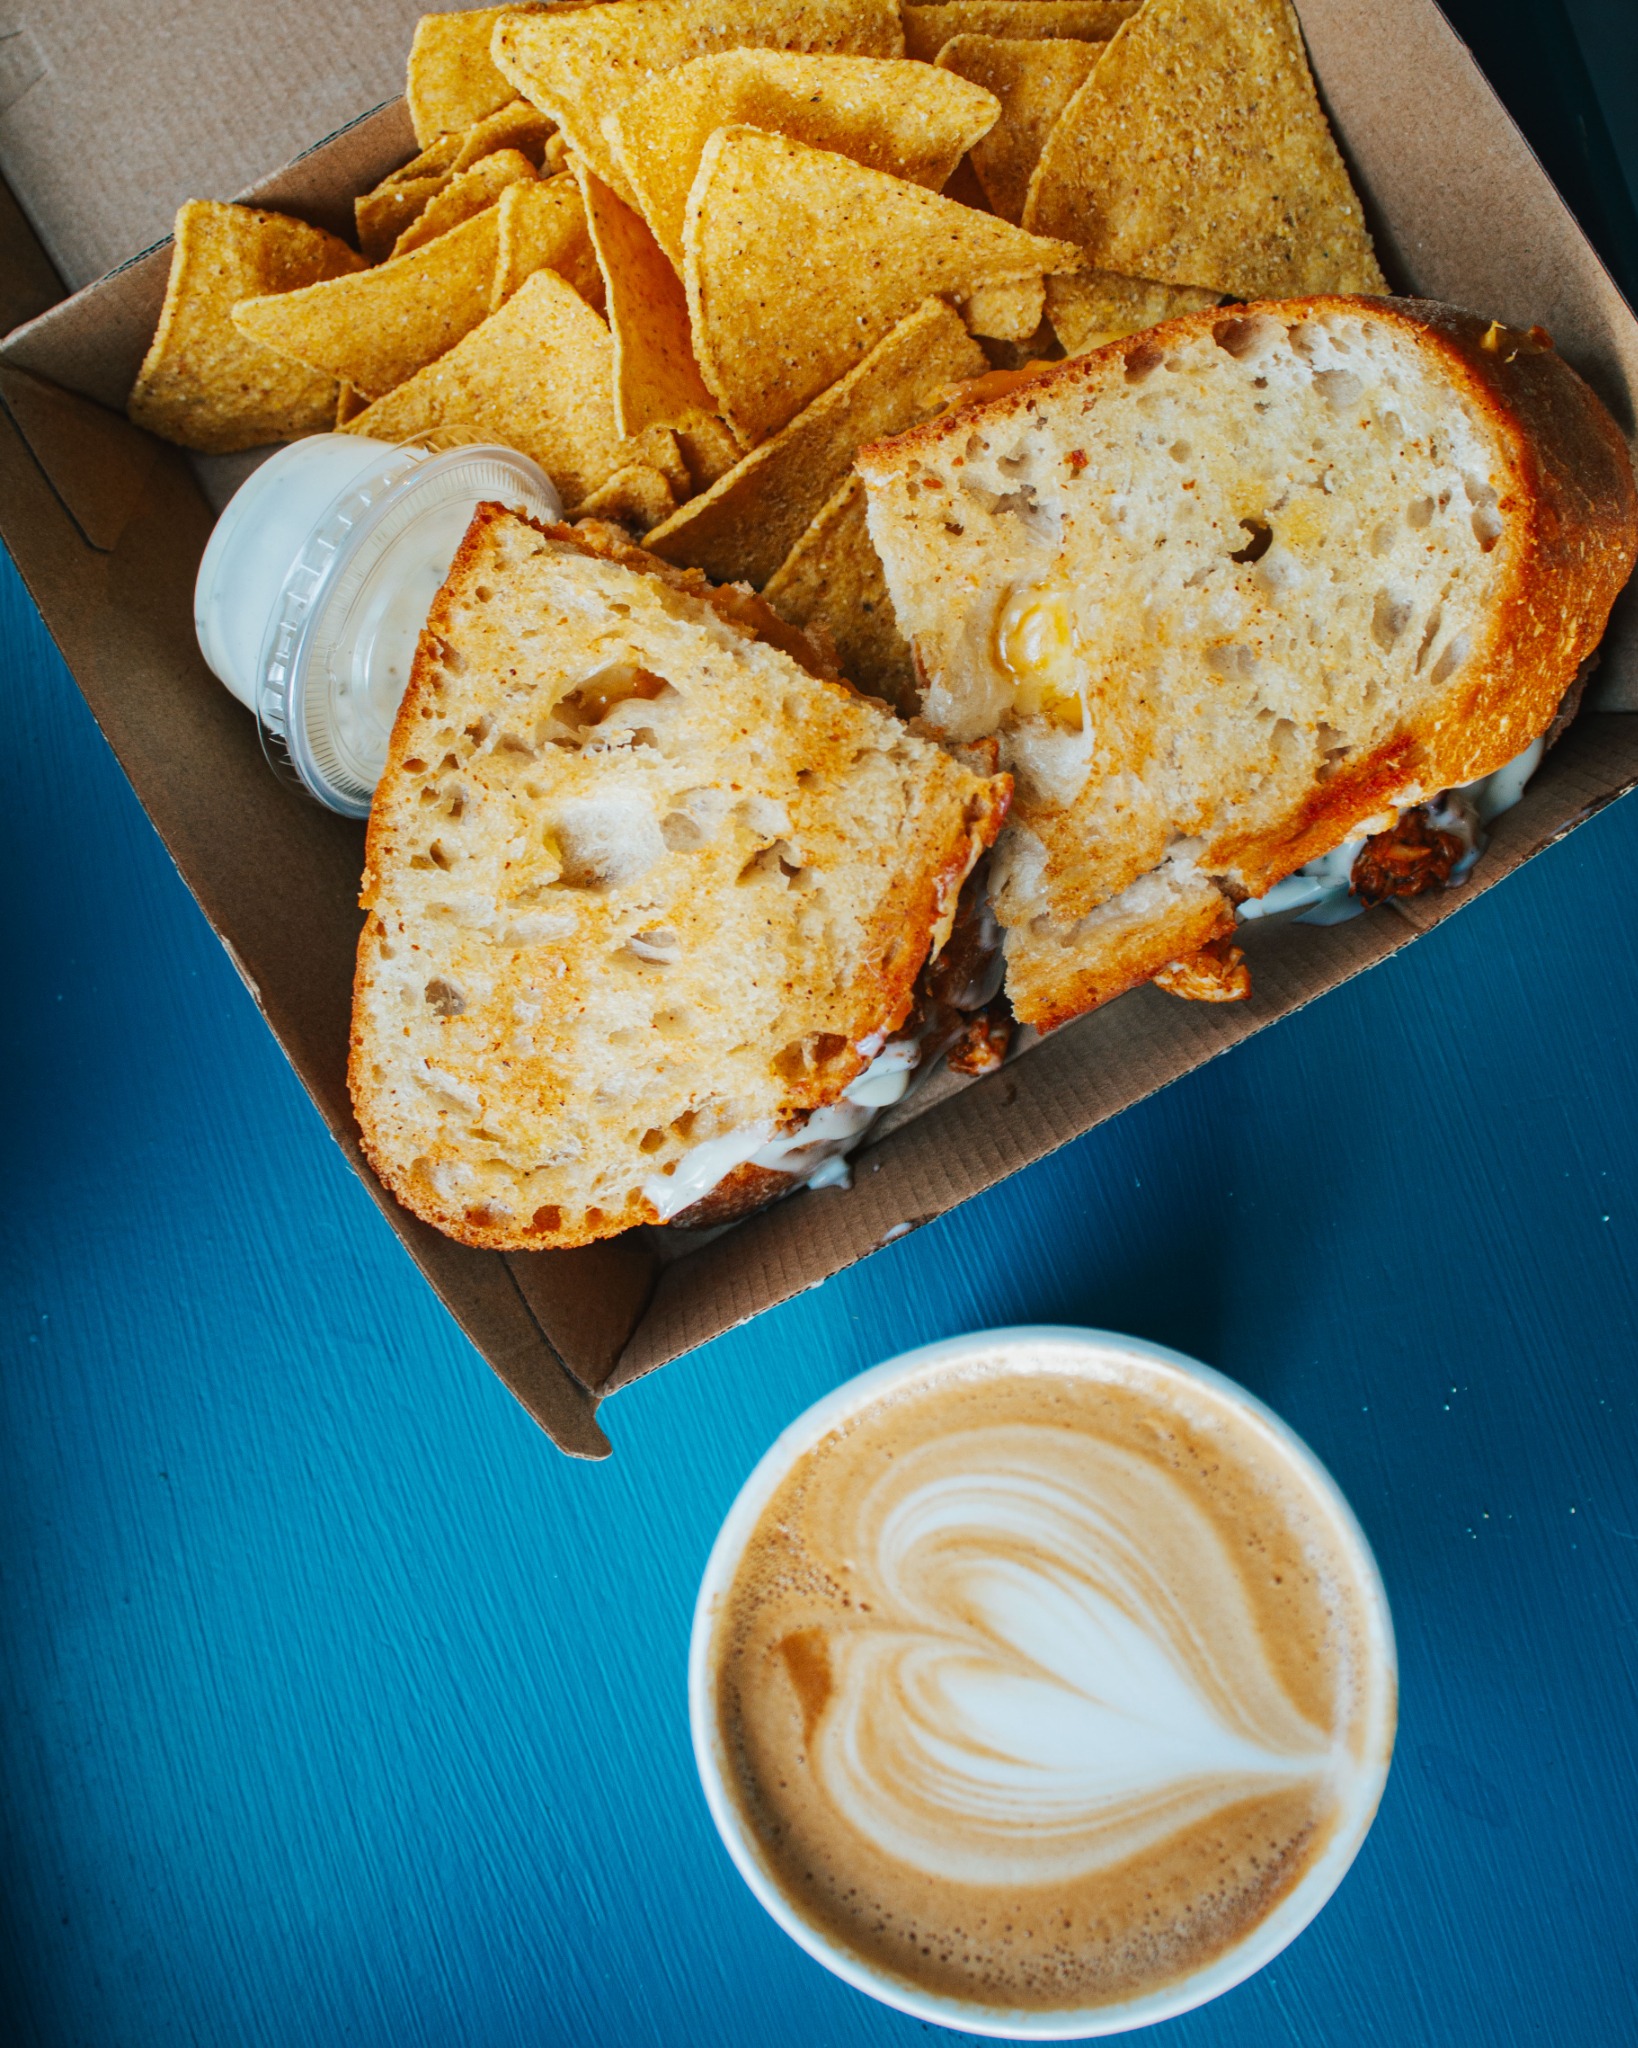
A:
[356,163,453,266]
[578,457,684,528]
[356,98,554,261]
[684,126,1082,443]
[492,0,907,200]
[233,205,505,400]
[392,147,537,257]
[129,0,1390,719]
[448,98,556,174]
[1021,0,1386,298]
[1045,269,1223,353]
[406,4,550,146]
[935,35,1104,223]
[335,268,624,504]
[611,49,1000,268]
[491,174,603,311]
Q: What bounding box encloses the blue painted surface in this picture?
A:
[5,18,1638,2040]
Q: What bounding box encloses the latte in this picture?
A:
[695,1332,1395,2027]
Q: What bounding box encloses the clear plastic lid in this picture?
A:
[196,436,560,818]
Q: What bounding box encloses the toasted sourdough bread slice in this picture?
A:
[857,297,1638,1028]
[350,507,1009,1249]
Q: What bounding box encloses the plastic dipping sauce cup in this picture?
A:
[194,434,560,817]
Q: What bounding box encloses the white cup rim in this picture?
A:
[688,1325,1397,2039]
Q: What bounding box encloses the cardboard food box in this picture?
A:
[2,0,1635,1460]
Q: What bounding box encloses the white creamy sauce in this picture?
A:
[806,1425,1339,1887]
[643,1037,923,1222]
[1238,735,1545,927]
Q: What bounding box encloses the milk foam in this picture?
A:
[811,1429,1336,1888]
[707,1344,1393,2019]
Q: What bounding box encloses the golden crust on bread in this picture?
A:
[996,850,1234,1027]
[668,1160,800,1230]
[858,295,1638,1030]
[349,506,1009,1249]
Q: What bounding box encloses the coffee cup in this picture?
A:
[690,1326,1396,2038]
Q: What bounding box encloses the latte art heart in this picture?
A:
[806,1429,1336,1887]
[710,1353,1390,2016]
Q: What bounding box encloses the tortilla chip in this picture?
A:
[386,132,468,187]
[337,268,622,505]
[669,409,744,490]
[362,101,558,261]
[356,124,487,262]
[357,172,449,264]
[336,380,367,427]
[234,206,502,400]
[645,297,983,585]
[903,1,1135,63]
[541,132,570,175]
[617,424,692,500]
[392,150,536,258]
[957,273,1046,340]
[492,0,905,201]
[128,201,363,453]
[685,127,1082,443]
[1045,269,1222,352]
[936,35,1104,222]
[611,50,999,268]
[575,162,716,435]
[1022,0,1386,298]
[407,5,550,146]
[572,459,679,526]
[450,99,557,175]
[491,174,604,312]
[764,475,915,710]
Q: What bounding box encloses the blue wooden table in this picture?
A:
[5,11,1638,2043]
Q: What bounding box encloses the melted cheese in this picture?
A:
[643,1037,924,1223]
[992,584,1088,731]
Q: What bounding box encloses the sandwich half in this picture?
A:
[857,296,1638,1027]
[350,507,1010,1248]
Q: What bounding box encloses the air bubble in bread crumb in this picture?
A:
[1430,631,1472,687]
[626,927,680,964]
[660,810,704,851]
[1213,313,1281,361]
[1372,589,1414,649]
[1313,368,1363,410]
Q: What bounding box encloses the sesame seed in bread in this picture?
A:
[856,296,1638,1029]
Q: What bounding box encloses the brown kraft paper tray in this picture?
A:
[1,0,1634,1458]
